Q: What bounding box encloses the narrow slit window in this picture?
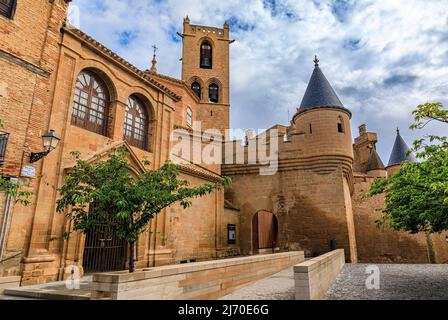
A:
[338,117,344,133]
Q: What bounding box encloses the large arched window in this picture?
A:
[200,41,212,69]
[191,82,201,99]
[124,96,148,150]
[209,83,219,103]
[0,0,16,19]
[72,70,109,136]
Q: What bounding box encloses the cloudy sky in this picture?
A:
[69,0,448,162]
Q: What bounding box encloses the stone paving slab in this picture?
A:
[326,264,448,300]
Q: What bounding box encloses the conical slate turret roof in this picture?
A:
[388,129,417,166]
[366,148,385,172]
[299,57,351,117]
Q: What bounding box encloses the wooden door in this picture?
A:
[257,211,277,249]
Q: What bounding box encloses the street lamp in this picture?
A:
[29,130,61,163]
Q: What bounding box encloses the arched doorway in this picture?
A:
[252,211,278,254]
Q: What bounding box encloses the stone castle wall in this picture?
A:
[223,165,357,262]
[352,174,448,264]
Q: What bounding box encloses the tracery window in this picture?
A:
[72,71,109,136]
[124,96,148,150]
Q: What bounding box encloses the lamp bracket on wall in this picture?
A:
[29,150,50,164]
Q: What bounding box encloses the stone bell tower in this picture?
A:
[180,16,231,133]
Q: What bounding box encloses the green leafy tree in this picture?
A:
[369,103,448,259]
[56,147,231,273]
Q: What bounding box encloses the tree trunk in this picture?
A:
[129,240,136,273]
[425,232,436,264]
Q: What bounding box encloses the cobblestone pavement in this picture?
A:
[326,264,448,300]
[220,267,295,300]
[221,264,448,300]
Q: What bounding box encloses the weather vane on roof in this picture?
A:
[314,55,319,67]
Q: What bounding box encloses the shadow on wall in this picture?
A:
[286,194,352,260]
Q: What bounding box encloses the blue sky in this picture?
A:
[69,0,448,162]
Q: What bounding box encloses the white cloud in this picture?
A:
[70,0,448,161]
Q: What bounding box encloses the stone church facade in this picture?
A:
[0,0,446,285]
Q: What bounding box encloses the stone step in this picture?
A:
[2,276,92,300]
[0,293,38,300]
[3,287,90,300]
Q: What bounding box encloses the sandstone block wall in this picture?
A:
[353,174,448,263]
[294,249,345,300]
[223,166,357,262]
[0,275,20,294]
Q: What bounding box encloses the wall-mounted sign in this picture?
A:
[21,165,36,178]
[227,224,236,245]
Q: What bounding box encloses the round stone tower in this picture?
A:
[290,57,354,175]
[287,57,358,262]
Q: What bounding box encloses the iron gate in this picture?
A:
[82,224,128,273]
